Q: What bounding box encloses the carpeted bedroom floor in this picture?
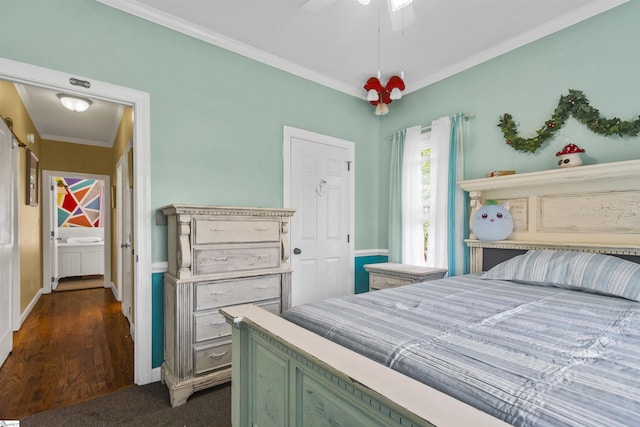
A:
[20,381,232,427]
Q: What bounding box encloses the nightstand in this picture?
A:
[363,263,448,290]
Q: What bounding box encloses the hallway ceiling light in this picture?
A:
[57,94,93,112]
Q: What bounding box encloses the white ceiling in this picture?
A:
[14,83,125,148]
[9,0,626,147]
[98,0,626,96]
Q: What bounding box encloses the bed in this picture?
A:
[221,159,640,426]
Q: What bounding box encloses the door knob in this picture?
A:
[293,248,302,255]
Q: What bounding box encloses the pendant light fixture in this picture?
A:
[57,93,93,112]
[362,2,406,116]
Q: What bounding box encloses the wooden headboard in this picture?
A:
[458,159,640,272]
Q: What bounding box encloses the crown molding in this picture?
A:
[95,0,362,97]
[406,0,628,94]
[97,0,627,99]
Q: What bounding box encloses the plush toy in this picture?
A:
[556,143,585,168]
[471,201,514,241]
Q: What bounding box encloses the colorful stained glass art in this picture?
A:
[56,177,104,227]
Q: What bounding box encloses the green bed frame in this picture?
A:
[221,304,507,427]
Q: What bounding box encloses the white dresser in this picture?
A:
[161,204,295,407]
[364,263,447,290]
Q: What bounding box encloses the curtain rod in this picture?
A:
[2,116,27,148]
[420,113,475,133]
[387,113,475,141]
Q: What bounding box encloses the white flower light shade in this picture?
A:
[57,94,93,112]
[389,0,412,12]
[375,102,389,116]
[356,0,411,11]
[389,87,402,100]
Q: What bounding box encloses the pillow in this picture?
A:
[481,254,524,281]
[484,250,640,301]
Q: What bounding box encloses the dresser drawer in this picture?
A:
[195,274,281,311]
[193,340,232,375]
[194,244,280,275]
[161,205,295,406]
[194,298,281,343]
[370,273,413,290]
[194,218,280,245]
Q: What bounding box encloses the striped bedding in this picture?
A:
[282,274,640,427]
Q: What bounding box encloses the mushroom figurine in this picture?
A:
[556,143,585,168]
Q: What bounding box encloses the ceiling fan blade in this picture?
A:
[301,0,339,13]
[388,1,416,32]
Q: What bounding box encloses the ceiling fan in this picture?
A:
[301,0,416,32]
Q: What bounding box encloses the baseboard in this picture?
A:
[355,249,389,257]
[152,257,384,271]
[152,366,162,383]
[152,262,168,274]
[19,288,43,328]
[108,281,118,299]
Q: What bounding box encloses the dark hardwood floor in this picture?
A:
[0,285,134,420]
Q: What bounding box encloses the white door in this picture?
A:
[284,126,354,307]
[42,171,110,293]
[0,119,15,367]
[116,158,123,302]
[119,148,134,326]
[49,178,59,291]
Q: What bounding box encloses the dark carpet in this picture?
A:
[20,381,231,427]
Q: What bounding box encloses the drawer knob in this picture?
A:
[212,257,228,262]
[293,248,301,255]
[211,290,227,296]
[209,351,227,360]
[212,228,228,232]
[255,227,269,232]
[209,321,225,326]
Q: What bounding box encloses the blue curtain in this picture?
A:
[388,129,405,263]
[447,113,470,275]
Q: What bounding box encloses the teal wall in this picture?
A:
[151,273,164,368]
[375,1,640,249]
[3,1,640,370]
[355,255,389,294]
[0,0,382,255]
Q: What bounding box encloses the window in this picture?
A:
[395,116,465,273]
[420,143,432,263]
[401,129,431,266]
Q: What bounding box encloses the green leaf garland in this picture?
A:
[498,89,640,153]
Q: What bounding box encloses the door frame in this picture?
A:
[11,123,20,336]
[0,57,153,385]
[0,115,18,366]
[116,142,134,325]
[116,152,124,304]
[282,125,356,295]
[42,171,111,294]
